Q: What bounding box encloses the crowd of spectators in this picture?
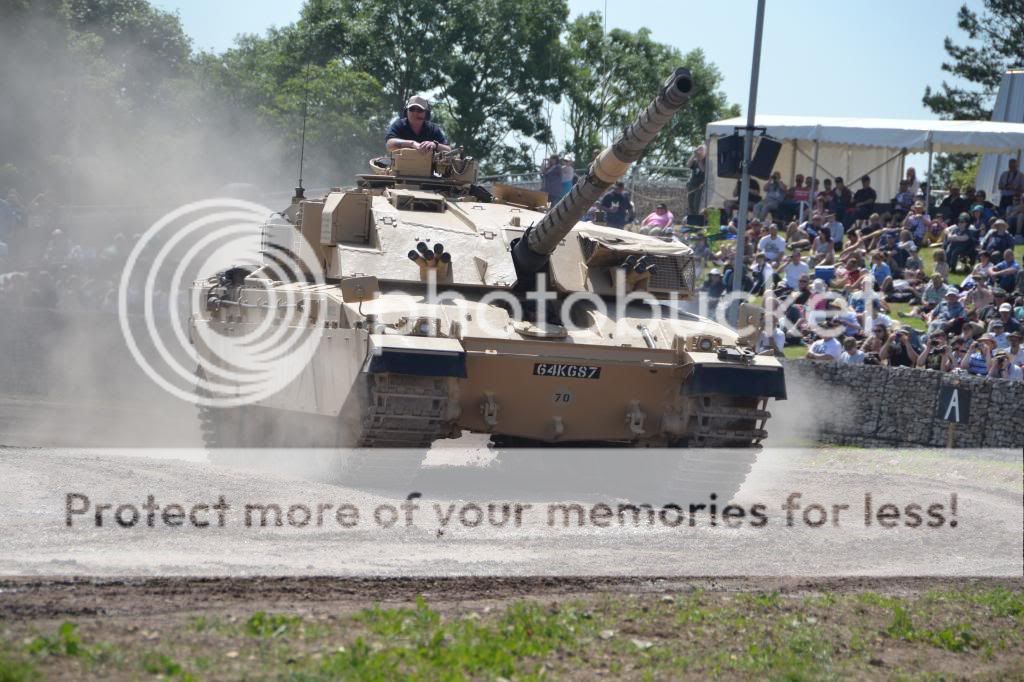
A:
[694,168,1024,382]
[0,191,167,316]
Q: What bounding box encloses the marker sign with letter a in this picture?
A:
[936,386,970,424]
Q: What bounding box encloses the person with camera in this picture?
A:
[880,325,919,367]
[988,348,1022,381]
[916,332,951,372]
[385,95,451,153]
[961,334,996,376]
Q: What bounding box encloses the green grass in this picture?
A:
[0,653,40,682]
[327,596,594,680]
[2,588,1022,680]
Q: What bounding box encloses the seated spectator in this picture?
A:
[838,337,865,364]
[755,172,787,220]
[1008,330,1024,366]
[873,220,901,254]
[810,229,834,266]
[947,335,969,368]
[892,180,914,218]
[928,287,967,335]
[971,250,994,282]
[755,309,786,356]
[902,201,932,245]
[726,178,761,217]
[988,347,1023,380]
[785,220,812,251]
[806,331,842,361]
[831,177,852,225]
[938,185,970,222]
[641,203,674,229]
[978,288,1009,325]
[749,253,774,295]
[991,248,1020,292]
[756,223,787,266]
[823,211,845,249]
[981,220,1015,259]
[916,332,952,371]
[909,273,948,317]
[839,257,866,293]
[868,250,892,291]
[989,318,1009,349]
[860,323,889,365]
[791,212,823,248]
[880,326,919,367]
[931,249,949,282]
[924,215,948,246]
[943,212,975,273]
[963,274,993,314]
[995,301,1021,334]
[854,212,885,245]
[778,250,810,292]
[784,174,811,218]
[889,228,915,273]
[961,334,996,375]
[851,175,877,223]
[814,178,833,214]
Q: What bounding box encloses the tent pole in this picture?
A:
[808,138,820,221]
[700,133,711,215]
[926,139,934,210]
[732,0,766,300]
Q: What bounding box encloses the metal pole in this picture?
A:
[807,138,820,224]
[926,138,934,211]
[732,0,766,295]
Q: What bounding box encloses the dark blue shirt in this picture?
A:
[601,190,631,228]
[385,117,448,145]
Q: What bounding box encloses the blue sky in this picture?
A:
[155,0,983,121]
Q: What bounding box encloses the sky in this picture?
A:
[154,0,983,168]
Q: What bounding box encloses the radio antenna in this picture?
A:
[295,64,311,198]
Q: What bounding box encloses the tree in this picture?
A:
[563,14,738,177]
[922,0,1024,120]
[295,0,569,171]
[923,1,1024,188]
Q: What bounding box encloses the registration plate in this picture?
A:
[533,363,602,379]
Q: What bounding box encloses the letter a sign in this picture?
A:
[936,386,970,423]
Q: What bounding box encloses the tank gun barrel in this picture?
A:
[513,68,693,279]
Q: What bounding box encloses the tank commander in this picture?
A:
[385,95,451,153]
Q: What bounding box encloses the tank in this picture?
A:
[191,68,786,496]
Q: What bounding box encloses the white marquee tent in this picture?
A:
[703,115,1024,211]
[976,70,1024,202]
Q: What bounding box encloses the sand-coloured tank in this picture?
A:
[192,68,786,495]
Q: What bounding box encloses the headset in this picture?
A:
[401,96,432,121]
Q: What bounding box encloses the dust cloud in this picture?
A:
[0,7,349,450]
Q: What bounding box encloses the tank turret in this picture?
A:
[512,68,693,281]
[191,63,785,500]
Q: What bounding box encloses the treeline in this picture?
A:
[0,0,737,204]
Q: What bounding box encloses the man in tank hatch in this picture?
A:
[385,95,451,153]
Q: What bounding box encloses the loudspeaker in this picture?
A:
[749,137,782,179]
[716,134,743,178]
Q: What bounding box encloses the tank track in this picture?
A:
[196,371,451,489]
[688,395,770,448]
[333,374,453,489]
[356,374,452,447]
